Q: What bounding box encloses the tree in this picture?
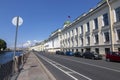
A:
[0,39,7,51]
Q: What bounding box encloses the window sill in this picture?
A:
[117,40,120,42]
[104,41,110,43]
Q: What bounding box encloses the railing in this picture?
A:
[0,52,30,80]
[0,60,13,80]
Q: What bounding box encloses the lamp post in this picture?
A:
[106,0,114,52]
[12,16,23,72]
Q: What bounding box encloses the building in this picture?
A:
[31,0,120,55]
[29,41,45,51]
[44,29,61,53]
[60,0,120,55]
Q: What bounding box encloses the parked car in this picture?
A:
[65,51,74,56]
[56,51,64,55]
[74,51,83,57]
[106,52,120,62]
[82,52,102,60]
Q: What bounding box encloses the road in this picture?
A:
[35,52,120,80]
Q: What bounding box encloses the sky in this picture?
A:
[0,0,101,48]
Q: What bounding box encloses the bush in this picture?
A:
[0,39,7,51]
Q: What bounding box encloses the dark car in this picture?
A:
[65,51,74,56]
[74,51,83,57]
[56,51,64,55]
[82,52,102,60]
[106,52,120,62]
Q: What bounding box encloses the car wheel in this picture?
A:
[106,58,111,62]
[92,57,95,60]
[83,56,85,58]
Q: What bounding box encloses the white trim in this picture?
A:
[113,9,117,23]
[80,26,82,34]
[93,35,96,43]
[101,15,104,27]
[115,29,119,41]
[85,24,88,32]
[102,32,106,42]
[93,20,95,30]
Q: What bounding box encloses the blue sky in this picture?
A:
[0,0,101,48]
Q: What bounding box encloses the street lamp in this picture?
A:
[12,16,23,72]
[106,0,114,52]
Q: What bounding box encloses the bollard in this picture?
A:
[20,54,24,67]
[14,56,19,73]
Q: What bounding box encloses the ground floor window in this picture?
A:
[118,48,120,51]
[81,49,84,53]
[85,48,91,52]
[76,49,78,52]
[105,48,110,54]
[95,48,99,54]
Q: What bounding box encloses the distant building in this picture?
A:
[29,41,45,51]
[44,29,61,53]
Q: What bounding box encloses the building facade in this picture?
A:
[29,41,45,51]
[61,0,120,55]
[31,0,120,55]
[44,29,61,53]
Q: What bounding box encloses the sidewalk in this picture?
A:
[17,52,56,80]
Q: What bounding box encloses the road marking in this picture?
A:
[56,56,120,73]
[37,54,92,80]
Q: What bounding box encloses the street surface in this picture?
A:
[35,52,120,80]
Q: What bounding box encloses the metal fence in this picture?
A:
[0,52,29,80]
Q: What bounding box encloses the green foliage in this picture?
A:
[0,39,7,51]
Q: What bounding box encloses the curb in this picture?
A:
[34,53,56,80]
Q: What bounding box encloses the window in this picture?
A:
[81,38,83,46]
[115,7,120,22]
[94,18,98,29]
[86,36,90,45]
[95,34,99,44]
[104,32,109,42]
[81,25,83,34]
[87,22,90,32]
[103,13,109,26]
[76,28,78,35]
[118,48,120,51]
[117,29,120,40]
[72,30,74,36]
[95,48,99,54]
[81,49,84,53]
[105,48,110,54]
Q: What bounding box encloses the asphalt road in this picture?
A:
[35,52,120,80]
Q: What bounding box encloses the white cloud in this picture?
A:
[22,40,41,47]
[7,40,41,49]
